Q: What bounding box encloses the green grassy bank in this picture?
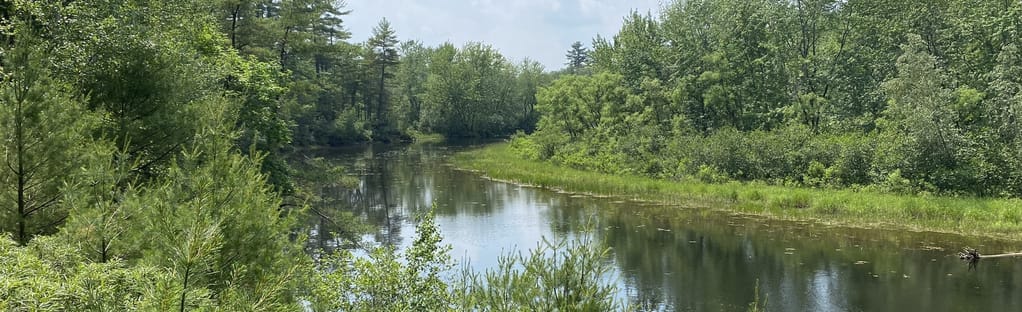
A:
[451,143,1022,241]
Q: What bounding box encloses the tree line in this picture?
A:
[216,1,550,145]
[516,0,1022,197]
[218,0,551,190]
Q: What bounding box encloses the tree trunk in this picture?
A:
[377,64,386,129]
[279,27,292,71]
[230,5,240,50]
[179,265,191,312]
[15,86,27,245]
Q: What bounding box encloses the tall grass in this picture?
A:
[451,143,1022,240]
[408,130,445,144]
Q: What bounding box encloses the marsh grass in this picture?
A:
[408,130,446,144]
[452,143,1022,240]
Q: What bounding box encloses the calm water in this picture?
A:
[302,143,1022,312]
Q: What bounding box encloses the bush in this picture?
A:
[696,165,729,184]
[311,211,452,312]
[308,206,623,312]
[0,236,175,311]
[458,236,627,311]
[802,160,841,188]
[333,108,372,143]
[509,131,541,160]
[879,169,916,194]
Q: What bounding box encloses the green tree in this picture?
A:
[782,0,847,132]
[985,43,1022,193]
[878,34,964,191]
[989,44,1022,138]
[367,18,400,132]
[659,0,789,132]
[535,73,629,139]
[513,59,548,131]
[458,42,519,136]
[565,41,591,75]
[37,0,218,180]
[61,145,137,263]
[226,54,295,193]
[393,41,431,132]
[0,39,98,245]
[592,11,666,89]
[310,207,453,312]
[126,99,304,310]
[420,43,460,134]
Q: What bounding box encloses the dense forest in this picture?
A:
[4,0,1022,309]
[0,0,616,311]
[516,0,1022,198]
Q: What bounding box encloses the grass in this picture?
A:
[450,143,1022,241]
[408,130,446,144]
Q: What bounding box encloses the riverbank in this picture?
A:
[451,143,1022,241]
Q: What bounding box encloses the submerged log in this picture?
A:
[958,248,981,270]
[958,248,980,261]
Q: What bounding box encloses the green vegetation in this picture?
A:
[748,280,766,312]
[0,1,615,310]
[453,143,1022,240]
[408,130,446,144]
[488,0,1022,243]
[310,210,628,312]
[3,203,626,311]
[458,236,626,311]
[523,0,1022,199]
[3,0,1021,308]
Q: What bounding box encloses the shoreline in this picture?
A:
[450,143,1022,241]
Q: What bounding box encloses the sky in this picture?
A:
[342,0,664,71]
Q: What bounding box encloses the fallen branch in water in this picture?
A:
[958,248,1022,269]
[978,252,1022,258]
[958,248,1022,260]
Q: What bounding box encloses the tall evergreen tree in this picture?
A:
[367,18,400,132]
[0,39,98,245]
[565,41,590,74]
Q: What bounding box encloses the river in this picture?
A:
[300,143,1022,312]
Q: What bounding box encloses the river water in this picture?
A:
[301,143,1022,312]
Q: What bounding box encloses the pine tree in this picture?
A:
[367,18,400,132]
[565,41,590,74]
[0,39,98,245]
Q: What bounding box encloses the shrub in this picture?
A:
[696,165,729,184]
[0,235,176,311]
[458,236,626,311]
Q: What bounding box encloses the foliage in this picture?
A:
[455,143,1022,240]
[565,41,592,75]
[366,18,401,132]
[0,236,172,311]
[0,36,100,245]
[523,0,1022,198]
[213,0,543,145]
[1,1,308,310]
[11,0,1022,309]
[310,208,453,312]
[418,42,542,138]
[307,206,625,312]
[458,236,627,311]
[0,0,595,310]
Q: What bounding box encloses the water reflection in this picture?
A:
[299,144,1022,311]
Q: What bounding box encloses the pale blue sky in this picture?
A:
[343,0,663,70]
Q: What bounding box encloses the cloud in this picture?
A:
[344,0,661,70]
